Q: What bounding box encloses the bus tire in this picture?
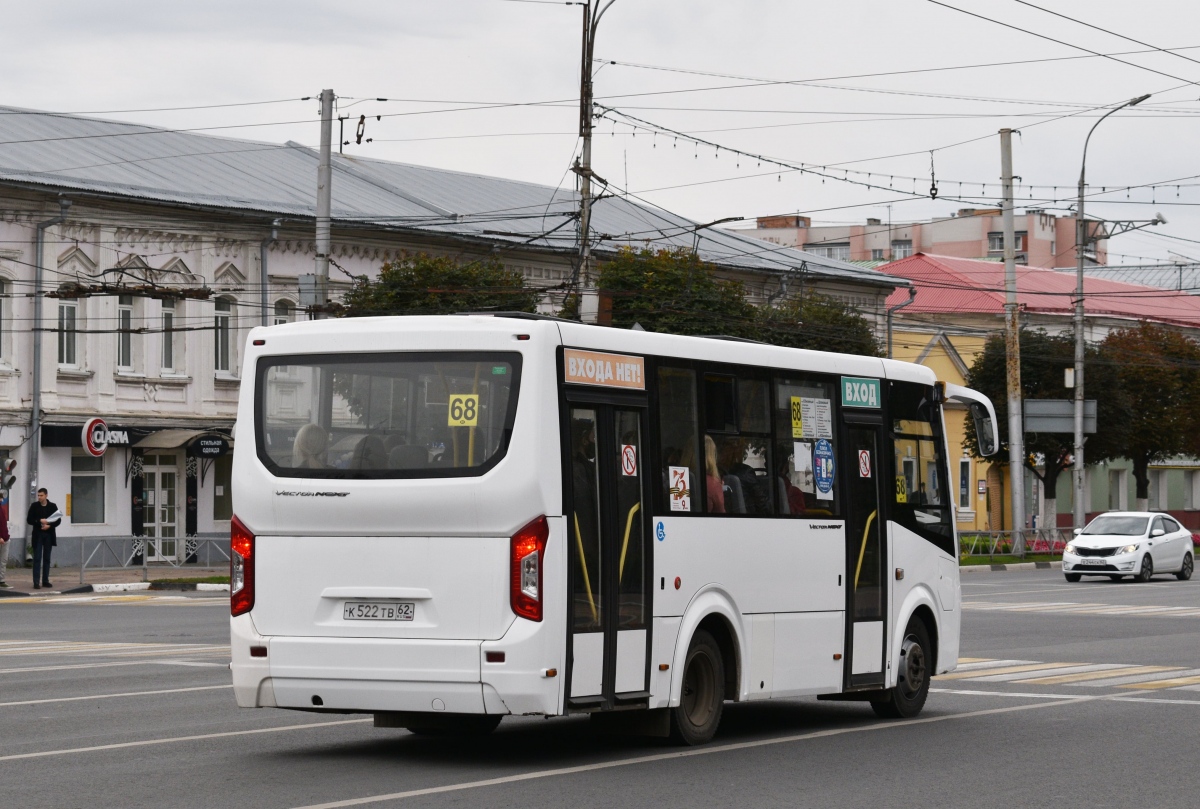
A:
[670,629,725,746]
[405,715,502,737]
[870,617,931,720]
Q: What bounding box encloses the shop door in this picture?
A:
[142,454,180,561]
[844,423,887,687]
[565,403,651,709]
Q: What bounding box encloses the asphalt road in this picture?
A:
[2,570,1199,809]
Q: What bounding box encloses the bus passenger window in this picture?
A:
[702,372,773,515]
[774,377,839,517]
[658,367,699,513]
[889,381,953,554]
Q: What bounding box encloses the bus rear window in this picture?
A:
[256,352,521,478]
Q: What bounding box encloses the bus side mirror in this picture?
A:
[942,384,999,457]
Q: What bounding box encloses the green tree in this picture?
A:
[595,247,756,336]
[964,329,1121,528]
[1099,322,1200,506]
[591,247,880,355]
[339,254,538,317]
[756,293,882,356]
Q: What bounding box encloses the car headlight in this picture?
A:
[1118,544,1140,554]
[1065,543,1077,555]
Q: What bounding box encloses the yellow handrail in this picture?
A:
[618,502,641,584]
[573,513,599,624]
[854,510,878,589]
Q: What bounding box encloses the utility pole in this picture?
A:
[314,88,334,319]
[574,1,616,324]
[1073,93,1150,530]
[1000,129,1025,552]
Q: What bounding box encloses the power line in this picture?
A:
[1011,0,1200,70]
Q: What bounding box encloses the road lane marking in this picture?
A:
[1122,674,1200,690]
[933,688,1200,706]
[952,659,1037,671]
[0,684,232,707]
[973,663,1131,683]
[935,662,1082,680]
[0,659,227,674]
[0,718,371,762]
[1021,666,1178,685]
[287,698,1097,809]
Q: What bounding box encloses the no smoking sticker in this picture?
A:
[858,449,872,478]
[621,444,638,476]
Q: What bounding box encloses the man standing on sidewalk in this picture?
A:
[26,488,60,590]
[0,499,10,589]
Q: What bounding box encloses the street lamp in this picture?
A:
[1073,93,1150,531]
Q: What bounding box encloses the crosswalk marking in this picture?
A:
[936,662,1082,680]
[1122,674,1200,690]
[0,641,230,660]
[952,659,1038,671]
[972,663,1131,683]
[963,601,1200,618]
[1074,667,1200,687]
[1021,665,1180,685]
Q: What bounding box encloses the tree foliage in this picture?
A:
[591,247,881,356]
[339,254,538,317]
[964,329,1121,501]
[1099,322,1200,500]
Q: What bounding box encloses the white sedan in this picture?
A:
[1063,512,1194,583]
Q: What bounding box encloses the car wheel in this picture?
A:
[871,617,931,720]
[1135,554,1154,583]
[669,629,725,745]
[1177,553,1194,581]
[1064,573,1081,583]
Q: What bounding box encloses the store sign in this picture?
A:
[80,418,130,457]
[193,436,230,457]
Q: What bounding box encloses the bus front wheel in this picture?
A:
[670,629,725,745]
[870,617,931,720]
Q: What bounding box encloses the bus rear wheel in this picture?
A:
[670,629,725,746]
[871,617,931,720]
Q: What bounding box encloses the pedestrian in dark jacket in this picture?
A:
[0,502,10,589]
[26,488,60,590]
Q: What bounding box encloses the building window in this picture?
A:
[988,232,1027,253]
[959,458,972,509]
[871,248,884,260]
[273,299,293,326]
[71,451,105,524]
[804,243,850,261]
[117,294,134,370]
[161,299,176,372]
[1149,469,1168,510]
[213,454,233,521]
[891,240,913,259]
[214,298,233,373]
[57,301,78,366]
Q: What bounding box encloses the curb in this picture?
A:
[960,561,1063,573]
[59,582,230,594]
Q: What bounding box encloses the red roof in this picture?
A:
[881,253,1200,328]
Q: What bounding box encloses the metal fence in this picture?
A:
[959,529,1068,559]
[73,533,230,584]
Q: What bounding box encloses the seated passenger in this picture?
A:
[704,435,725,514]
[350,435,387,470]
[291,423,328,469]
[388,444,427,470]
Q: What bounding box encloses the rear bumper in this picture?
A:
[230,613,562,716]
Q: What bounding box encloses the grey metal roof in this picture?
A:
[0,105,900,289]
[1067,262,1200,294]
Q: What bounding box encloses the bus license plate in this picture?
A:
[343,601,415,621]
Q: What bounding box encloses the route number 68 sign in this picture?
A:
[447,394,479,427]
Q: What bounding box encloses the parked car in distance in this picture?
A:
[1063,512,1194,583]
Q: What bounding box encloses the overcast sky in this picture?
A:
[3,0,1199,266]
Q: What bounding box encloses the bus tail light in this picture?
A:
[510,515,549,622]
[231,515,255,617]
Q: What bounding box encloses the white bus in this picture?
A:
[230,314,997,744]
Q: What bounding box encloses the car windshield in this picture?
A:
[1082,515,1148,536]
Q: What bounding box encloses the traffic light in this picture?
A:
[0,457,15,491]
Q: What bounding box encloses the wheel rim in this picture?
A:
[898,634,927,699]
[1184,556,1193,577]
[1141,556,1153,579]
[681,649,717,727]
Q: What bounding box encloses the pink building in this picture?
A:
[741,209,1106,268]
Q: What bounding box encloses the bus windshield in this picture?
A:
[256,352,521,478]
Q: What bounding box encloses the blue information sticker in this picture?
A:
[656,521,666,542]
[814,439,835,495]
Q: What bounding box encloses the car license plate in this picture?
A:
[1078,558,1106,566]
[343,601,415,621]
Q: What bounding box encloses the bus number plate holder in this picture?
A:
[343,601,415,621]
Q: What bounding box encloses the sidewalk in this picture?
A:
[2,564,227,594]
